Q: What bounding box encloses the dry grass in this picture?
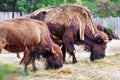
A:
[0,40,120,80]
[0,53,119,80]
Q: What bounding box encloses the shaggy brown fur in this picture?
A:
[93,22,119,40]
[20,4,95,41]
[0,19,63,73]
[19,4,109,62]
[84,22,119,52]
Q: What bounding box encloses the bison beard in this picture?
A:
[0,19,63,73]
[19,4,109,63]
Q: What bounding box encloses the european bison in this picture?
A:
[93,22,119,40]
[84,22,119,51]
[20,4,109,63]
[0,19,63,72]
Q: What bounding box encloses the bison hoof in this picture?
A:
[63,60,68,64]
[33,67,37,72]
[63,61,68,64]
[72,59,77,64]
[45,64,63,69]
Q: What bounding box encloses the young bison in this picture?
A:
[0,19,63,73]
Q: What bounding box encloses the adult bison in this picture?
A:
[84,22,119,51]
[0,19,63,72]
[20,4,109,63]
[93,22,119,40]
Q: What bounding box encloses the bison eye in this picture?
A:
[94,37,103,44]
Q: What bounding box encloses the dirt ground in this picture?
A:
[0,40,120,80]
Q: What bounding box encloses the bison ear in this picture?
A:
[51,44,61,57]
[52,46,59,56]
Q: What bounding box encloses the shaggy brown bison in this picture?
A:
[0,19,63,72]
[20,4,109,63]
[93,22,119,40]
[84,22,119,51]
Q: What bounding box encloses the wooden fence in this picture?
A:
[0,12,120,37]
[93,17,120,37]
[0,12,26,20]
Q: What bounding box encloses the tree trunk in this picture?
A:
[30,0,35,13]
[12,0,17,18]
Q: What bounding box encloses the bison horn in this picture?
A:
[104,39,108,43]
[52,48,59,56]
[52,45,59,56]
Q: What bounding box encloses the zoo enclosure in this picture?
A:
[0,12,120,37]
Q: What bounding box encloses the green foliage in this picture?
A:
[0,0,120,17]
[106,23,114,33]
[98,12,106,18]
[17,0,30,12]
[82,0,97,15]
[2,64,16,73]
[74,0,82,5]
[33,0,82,11]
[33,0,63,10]
[0,2,7,9]
[96,0,119,18]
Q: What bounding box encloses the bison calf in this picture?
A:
[0,19,63,73]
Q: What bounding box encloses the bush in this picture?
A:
[107,23,114,33]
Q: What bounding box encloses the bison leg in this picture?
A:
[31,57,37,72]
[70,50,77,63]
[24,61,29,73]
[20,46,31,73]
[61,44,67,63]
[63,29,77,63]
[17,52,21,58]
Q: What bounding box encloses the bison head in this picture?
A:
[90,43,107,61]
[89,31,108,61]
[45,43,63,69]
[94,31,108,44]
[0,37,6,50]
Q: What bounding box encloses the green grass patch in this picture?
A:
[0,70,6,80]
[90,76,103,80]
[18,69,29,76]
[0,63,17,80]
